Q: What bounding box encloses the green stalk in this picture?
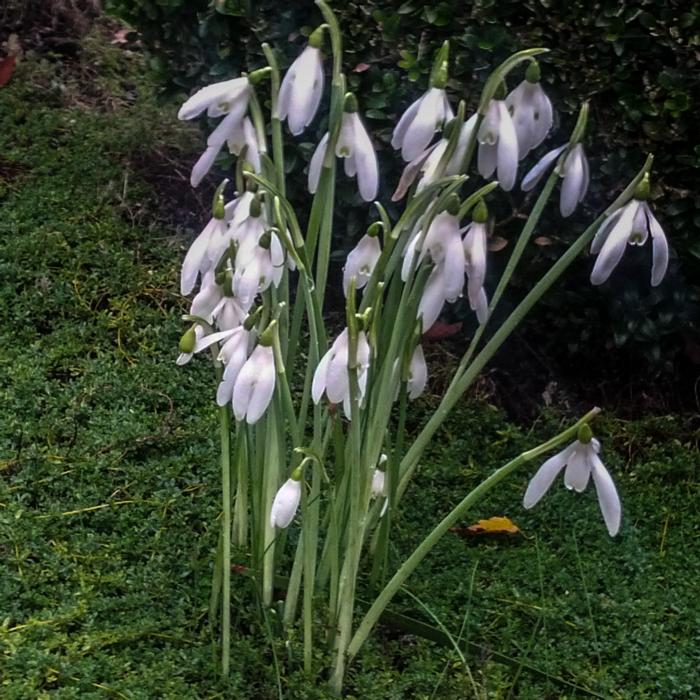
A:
[397,156,654,497]
[346,408,601,664]
[219,404,232,677]
[262,43,285,193]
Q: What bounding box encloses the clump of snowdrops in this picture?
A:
[174,2,668,692]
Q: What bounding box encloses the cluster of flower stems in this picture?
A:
[175,2,660,693]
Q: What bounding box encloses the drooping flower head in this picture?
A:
[505,60,553,160]
[343,228,382,296]
[270,469,303,529]
[278,29,325,136]
[590,174,669,287]
[392,42,454,162]
[523,423,622,536]
[477,99,519,191]
[462,200,490,324]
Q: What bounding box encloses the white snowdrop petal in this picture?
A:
[560,149,585,217]
[648,207,669,286]
[401,88,444,161]
[392,96,422,150]
[590,201,639,285]
[523,444,575,508]
[563,445,591,493]
[521,146,565,192]
[591,456,622,536]
[496,102,519,192]
[407,344,428,400]
[270,479,302,529]
[190,146,221,188]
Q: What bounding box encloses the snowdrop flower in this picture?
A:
[343,231,382,296]
[392,87,454,162]
[335,97,379,201]
[308,96,379,203]
[477,99,518,191]
[371,466,386,498]
[216,326,253,406]
[523,427,622,536]
[232,230,285,306]
[590,176,669,287]
[462,201,490,324]
[416,266,449,332]
[392,115,478,201]
[505,62,553,159]
[180,190,245,296]
[270,470,303,529]
[521,143,590,217]
[407,345,428,399]
[178,76,251,121]
[232,342,276,424]
[190,270,225,322]
[312,328,371,417]
[278,31,324,136]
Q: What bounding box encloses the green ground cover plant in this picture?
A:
[1,30,698,699]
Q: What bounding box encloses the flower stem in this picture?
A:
[346,408,601,665]
[219,403,232,677]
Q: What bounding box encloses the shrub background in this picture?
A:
[105,0,700,392]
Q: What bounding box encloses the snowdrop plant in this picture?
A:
[172,2,667,693]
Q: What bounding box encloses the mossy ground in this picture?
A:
[1,30,698,699]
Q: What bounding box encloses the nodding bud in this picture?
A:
[444,193,461,216]
[429,40,450,89]
[634,173,651,201]
[308,25,325,49]
[258,230,273,249]
[577,423,593,444]
[367,221,383,238]
[248,67,271,86]
[212,179,228,220]
[249,195,262,218]
[258,319,277,347]
[179,326,197,353]
[343,92,359,113]
[243,306,262,331]
[291,465,304,481]
[472,199,489,223]
[525,60,541,83]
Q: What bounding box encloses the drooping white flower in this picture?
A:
[392,114,478,201]
[336,108,379,202]
[270,476,302,529]
[505,76,553,159]
[523,435,622,537]
[226,117,261,173]
[232,343,276,424]
[462,218,489,324]
[521,143,590,218]
[392,87,454,162]
[278,44,324,136]
[190,270,225,322]
[590,192,669,287]
[178,77,251,121]
[216,326,253,406]
[232,230,285,306]
[407,345,428,399]
[176,324,205,366]
[311,329,371,417]
[343,233,382,296]
[477,100,519,191]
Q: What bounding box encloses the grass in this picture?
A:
[1,29,699,699]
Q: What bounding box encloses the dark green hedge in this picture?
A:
[106,0,700,383]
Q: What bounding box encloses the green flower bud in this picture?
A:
[367,221,383,238]
[577,423,593,444]
[212,179,228,220]
[291,466,304,481]
[249,195,262,218]
[472,199,489,224]
[343,92,359,113]
[308,25,325,49]
[444,193,461,216]
[429,41,450,89]
[525,60,541,84]
[634,173,650,201]
[179,326,197,353]
[258,231,272,250]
